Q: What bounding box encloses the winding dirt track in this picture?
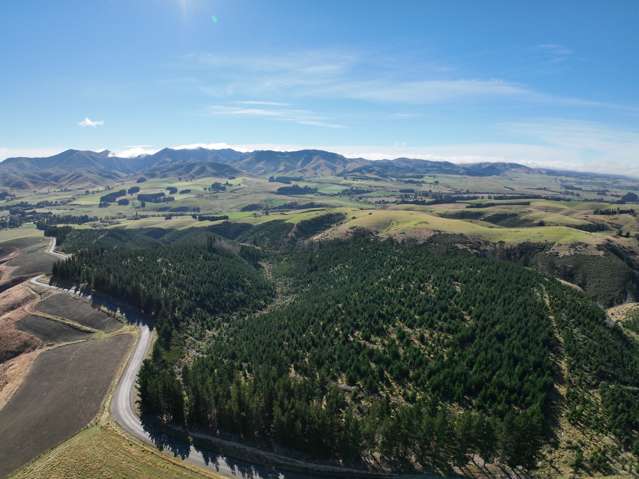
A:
[45,237,68,260]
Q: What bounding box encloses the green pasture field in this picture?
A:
[3,171,637,248]
[0,224,44,244]
[320,208,605,245]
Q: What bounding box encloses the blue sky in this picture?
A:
[1,0,638,174]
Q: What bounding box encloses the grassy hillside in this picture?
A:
[10,425,221,479]
[318,208,603,245]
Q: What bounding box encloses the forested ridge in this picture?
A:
[184,239,555,471]
[52,237,273,322]
[51,231,639,476]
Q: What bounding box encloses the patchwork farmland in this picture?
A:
[0,228,135,477]
[0,335,132,477]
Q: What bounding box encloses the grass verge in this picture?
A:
[10,424,222,479]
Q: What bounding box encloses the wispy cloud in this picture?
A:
[186,50,356,77]
[389,112,422,120]
[499,119,639,172]
[182,49,635,112]
[78,117,104,127]
[206,103,345,128]
[235,100,290,107]
[318,79,530,103]
[537,43,573,64]
[208,105,283,117]
[191,52,530,105]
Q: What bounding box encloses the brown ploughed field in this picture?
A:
[35,293,121,332]
[15,315,90,344]
[0,333,133,478]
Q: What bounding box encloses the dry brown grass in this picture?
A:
[0,350,40,410]
[0,284,41,365]
[0,282,36,318]
[0,326,40,362]
[10,424,223,479]
[607,302,639,323]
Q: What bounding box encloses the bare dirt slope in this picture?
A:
[0,284,41,386]
[15,315,90,344]
[0,333,133,478]
[0,237,54,287]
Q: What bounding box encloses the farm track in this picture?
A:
[45,237,69,260]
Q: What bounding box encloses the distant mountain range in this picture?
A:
[0,147,625,189]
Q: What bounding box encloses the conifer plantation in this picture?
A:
[52,229,639,475]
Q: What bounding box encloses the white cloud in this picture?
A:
[113,145,159,157]
[78,117,104,128]
[499,119,639,173]
[206,103,345,128]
